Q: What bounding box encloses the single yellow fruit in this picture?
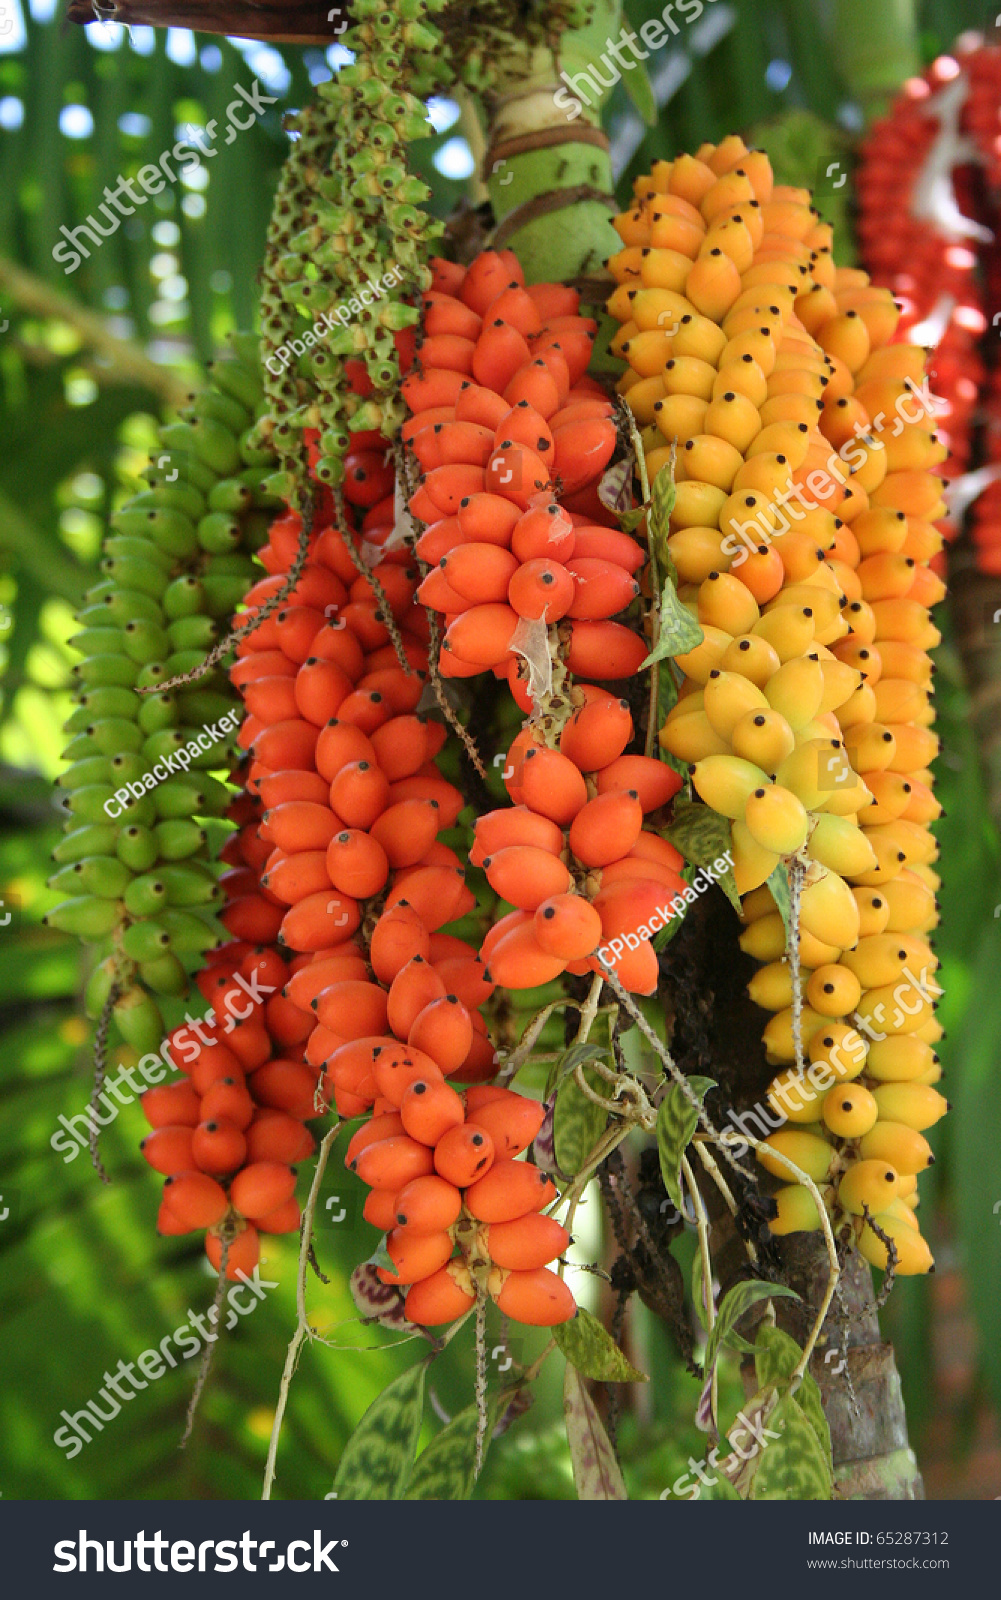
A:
[743,783,810,854]
[865,1035,937,1082]
[870,1082,948,1132]
[731,817,780,895]
[807,1020,868,1083]
[805,962,862,1017]
[800,867,861,950]
[758,1128,835,1183]
[763,1004,828,1066]
[764,657,825,730]
[769,1183,826,1235]
[857,1211,933,1274]
[836,1158,900,1216]
[807,813,878,877]
[703,669,770,740]
[692,754,771,819]
[859,1120,934,1175]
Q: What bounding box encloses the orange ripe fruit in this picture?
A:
[483,1213,570,1270]
[249,1060,320,1120]
[140,1125,195,1176]
[510,501,576,563]
[595,753,683,811]
[565,557,640,620]
[507,557,576,620]
[430,954,493,1010]
[369,717,435,782]
[325,829,391,898]
[520,745,588,825]
[370,798,441,869]
[293,657,354,727]
[191,1119,247,1176]
[279,890,361,954]
[345,1112,406,1168]
[329,760,391,830]
[433,1122,496,1187]
[394,1174,463,1233]
[469,1089,545,1158]
[205,1224,260,1279]
[534,893,602,960]
[387,956,448,1040]
[382,867,475,933]
[372,1044,445,1107]
[141,1080,201,1130]
[255,1196,302,1234]
[408,995,475,1075]
[262,850,333,906]
[353,1135,435,1190]
[565,619,649,679]
[230,1160,296,1220]
[559,693,633,771]
[400,1077,466,1146]
[363,1187,401,1230]
[245,1109,315,1165]
[161,1171,229,1230]
[443,603,518,668]
[404,1261,477,1325]
[492,1266,576,1325]
[484,920,568,988]
[464,1158,557,1223]
[369,900,432,984]
[442,542,520,605]
[314,720,377,784]
[453,1028,499,1083]
[568,789,643,867]
[315,978,390,1039]
[471,805,564,866]
[378,1227,455,1286]
[483,843,573,910]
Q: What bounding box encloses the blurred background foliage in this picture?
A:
[2,0,1000,1501]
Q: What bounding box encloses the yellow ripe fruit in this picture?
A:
[852,507,909,557]
[836,1159,900,1216]
[686,249,743,319]
[661,353,716,400]
[607,280,641,318]
[857,552,918,605]
[613,207,651,248]
[855,343,926,389]
[850,831,909,889]
[732,454,796,504]
[751,606,817,662]
[871,469,945,521]
[818,769,872,818]
[691,753,770,817]
[775,739,842,809]
[806,962,862,1017]
[759,394,824,430]
[675,625,733,683]
[748,959,797,1012]
[913,1062,943,1085]
[763,657,825,730]
[807,813,877,878]
[857,1211,933,1274]
[766,367,826,402]
[746,421,812,468]
[630,285,693,330]
[843,722,896,773]
[835,682,877,730]
[870,597,941,651]
[765,585,844,638]
[653,395,710,446]
[704,669,769,740]
[912,1016,944,1044]
[772,529,824,584]
[731,817,780,895]
[618,374,665,425]
[659,709,730,763]
[841,598,877,646]
[758,1128,835,1183]
[769,1184,826,1235]
[896,1172,918,1199]
[822,1081,879,1138]
[713,356,770,408]
[867,817,938,869]
[723,302,785,339]
[739,912,842,967]
[610,319,640,358]
[620,328,676,377]
[819,394,871,450]
[701,168,756,218]
[740,884,777,922]
[664,684,704,722]
[732,708,796,772]
[832,637,882,683]
[901,519,944,563]
[884,723,939,774]
[673,480,729,530]
[814,657,863,714]
[733,149,774,202]
[647,213,704,258]
[636,248,695,295]
[702,390,763,454]
[855,980,938,1039]
[767,1066,828,1122]
[698,571,761,634]
[743,782,810,853]
[844,436,888,496]
[671,312,729,364]
[807,1019,867,1082]
[722,327,778,376]
[763,1004,828,1066]
[701,219,756,275]
[882,1195,921,1231]
[668,153,717,206]
[795,282,840,335]
[677,433,745,491]
[871,1082,948,1132]
[859,770,913,825]
[866,1036,937,1082]
[840,933,936,990]
[816,309,870,372]
[665,524,729,582]
[900,778,941,826]
[719,634,781,688]
[800,867,861,949]
[852,887,891,937]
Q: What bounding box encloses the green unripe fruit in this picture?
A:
[53,823,119,864]
[207,477,255,514]
[121,919,172,963]
[185,388,251,435]
[100,555,169,600]
[113,986,166,1054]
[139,951,189,997]
[117,824,159,872]
[44,894,123,938]
[158,907,221,953]
[82,719,145,757]
[62,733,102,762]
[90,588,164,626]
[65,784,118,821]
[166,615,217,653]
[77,687,140,721]
[164,576,207,620]
[123,874,169,918]
[132,481,207,521]
[108,753,151,787]
[104,534,174,574]
[200,576,254,617]
[154,820,208,860]
[58,755,114,790]
[197,512,243,554]
[176,689,233,726]
[84,954,125,1020]
[154,773,230,818]
[158,862,221,907]
[159,418,241,476]
[123,619,172,664]
[73,654,141,690]
[69,627,125,657]
[137,693,179,735]
[49,855,131,898]
[135,663,170,693]
[164,649,212,679]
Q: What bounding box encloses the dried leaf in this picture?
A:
[553,1307,647,1383]
[508,614,552,706]
[563,1366,627,1500]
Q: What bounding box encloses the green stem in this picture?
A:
[831,0,921,124]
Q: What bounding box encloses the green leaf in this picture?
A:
[753,1323,832,1461]
[563,1365,628,1500]
[702,1280,801,1385]
[554,1064,608,1177]
[656,1075,716,1212]
[767,862,793,942]
[544,1040,611,1101]
[618,505,647,537]
[663,800,740,914]
[553,1307,647,1383]
[367,1237,399,1279]
[693,1468,743,1500]
[748,1392,833,1501]
[648,460,677,562]
[640,574,703,667]
[332,1361,428,1501]
[692,1247,709,1333]
[404,1392,504,1500]
[621,59,658,126]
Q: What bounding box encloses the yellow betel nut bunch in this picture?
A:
[607,137,946,1277]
